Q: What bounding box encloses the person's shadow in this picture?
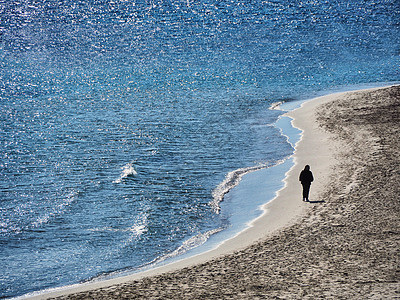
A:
[307,200,325,203]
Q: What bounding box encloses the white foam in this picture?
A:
[88,225,146,235]
[113,162,137,183]
[153,228,223,264]
[209,163,269,214]
[269,101,284,110]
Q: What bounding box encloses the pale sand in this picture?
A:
[29,86,399,299]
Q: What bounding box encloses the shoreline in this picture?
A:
[25,85,399,299]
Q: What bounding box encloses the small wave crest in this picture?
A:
[154,227,223,264]
[88,225,147,236]
[113,162,137,183]
[209,164,270,214]
[0,191,78,236]
[269,101,284,110]
[31,192,77,228]
[87,227,222,283]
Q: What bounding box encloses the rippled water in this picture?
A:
[1,0,399,297]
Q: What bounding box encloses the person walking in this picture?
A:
[299,165,314,201]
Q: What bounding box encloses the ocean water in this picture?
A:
[1,0,399,298]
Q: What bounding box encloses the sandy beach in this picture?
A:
[31,85,399,299]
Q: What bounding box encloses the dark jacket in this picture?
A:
[299,170,314,184]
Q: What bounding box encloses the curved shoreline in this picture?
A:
[22,110,298,300]
[24,85,398,299]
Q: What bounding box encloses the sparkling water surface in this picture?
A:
[1,0,399,297]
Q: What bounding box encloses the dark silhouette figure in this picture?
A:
[299,165,314,201]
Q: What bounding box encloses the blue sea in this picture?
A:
[1,0,399,298]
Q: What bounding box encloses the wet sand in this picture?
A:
[36,86,399,299]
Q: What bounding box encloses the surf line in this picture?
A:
[209,163,271,214]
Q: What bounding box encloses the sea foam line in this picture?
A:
[152,227,224,265]
[85,227,224,284]
[209,163,270,214]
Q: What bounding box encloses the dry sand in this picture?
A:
[33,86,399,299]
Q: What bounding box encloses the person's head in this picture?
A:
[304,165,310,171]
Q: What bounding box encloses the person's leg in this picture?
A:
[302,183,310,201]
[304,183,310,201]
[302,183,307,200]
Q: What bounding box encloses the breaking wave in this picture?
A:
[154,227,224,264]
[113,162,137,183]
[209,163,271,214]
